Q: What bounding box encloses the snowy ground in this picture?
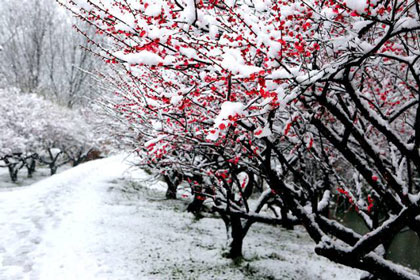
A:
[0,155,362,280]
[0,165,71,190]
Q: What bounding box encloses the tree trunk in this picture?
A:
[50,164,57,175]
[8,165,18,182]
[187,195,205,214]
[163,174,178,199]
[166,184,177,199]
[27,158,36,178]
[226,216,245,259]
[281,207,294,230]
[4,157,20,183]
[72,152,87,167]
[227,236,244,259]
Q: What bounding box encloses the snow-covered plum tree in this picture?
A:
[64,0,420,278]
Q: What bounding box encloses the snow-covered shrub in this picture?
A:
[0,88,97,179]
[66,0,420,278]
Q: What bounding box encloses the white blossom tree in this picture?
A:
[0,88,98,180]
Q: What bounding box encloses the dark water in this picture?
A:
[336,210,420,271]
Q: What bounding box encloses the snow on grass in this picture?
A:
[0,165,72,190]
[0,155,362,279]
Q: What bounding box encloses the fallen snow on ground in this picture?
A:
[0,155,362,280]
[0,165,72,190]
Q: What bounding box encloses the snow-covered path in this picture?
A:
[0,155,131,280]
[0,156,361,280]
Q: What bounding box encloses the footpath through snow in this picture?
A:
[0,156,361,280]
[0,155,131,279]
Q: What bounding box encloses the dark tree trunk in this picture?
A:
[50,164,57,175]
[72,158,81,167]
[163,174,179,199]
[227,235,244,259]
[42,149,66,176]
[165,183,177,199]
[281,207,294,230]
[4,157,22,183]
[8,165,18,182]
[213,212,249,259]
[71,149,89,167]
[225,216,246,259]
[26,157,36,178]
[187,195,205,214]
[72,156,87,167]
